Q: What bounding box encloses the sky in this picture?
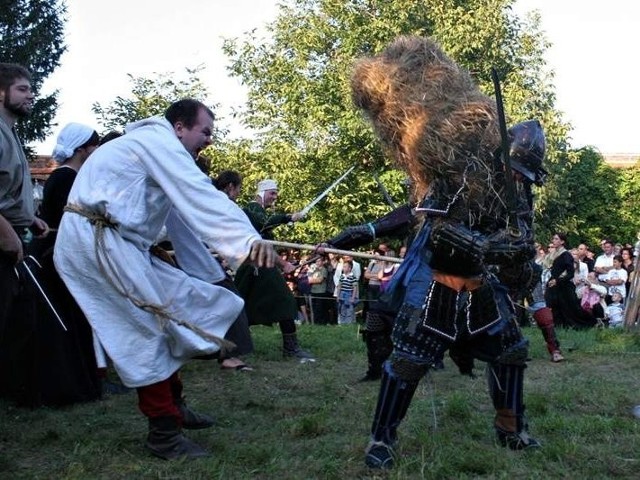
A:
[36,0,640,155]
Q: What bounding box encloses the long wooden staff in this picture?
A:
[264,239,403,263]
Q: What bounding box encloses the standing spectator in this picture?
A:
[620,247,635,299]
[363,245,386,317]
[336,260,359,325]
[594,239,615,282]
[577,243,595,273]
[325,253,339,323]
[308,255,329,325]
[571,248,589,295]
[545,233,596,329]
[377,249,399,292]
[292,255,312,324]
[0,63,51,406]
[334,254,361,285]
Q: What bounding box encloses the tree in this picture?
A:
[91,67,220,135]
[539,147,622,247]
[0,0,67,148]
[220,0,568,243]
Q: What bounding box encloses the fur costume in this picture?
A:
[351,35,500,203]
[351,36,542,470]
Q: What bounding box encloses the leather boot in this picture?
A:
[176,397,215,429]
[282,332,315,362]
[146,416,209,460]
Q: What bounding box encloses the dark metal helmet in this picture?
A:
[508,120,547,186]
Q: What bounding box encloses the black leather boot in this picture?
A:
[176,397,215,429]
[282,332,315,362]
[146,416,209,460]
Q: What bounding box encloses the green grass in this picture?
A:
[2,324,640,479]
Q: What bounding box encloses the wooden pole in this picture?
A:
[264,239,403,264]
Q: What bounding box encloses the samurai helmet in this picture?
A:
[508,120,547,186]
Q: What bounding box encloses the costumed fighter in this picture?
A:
[234,179,315,361]
[54,99,277,460]
[347,36,544,469]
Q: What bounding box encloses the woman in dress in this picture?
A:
[544,233,597,329]
[28,123,103,405]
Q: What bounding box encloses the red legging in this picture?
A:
[532,307,560,354]
[137,371,182,419]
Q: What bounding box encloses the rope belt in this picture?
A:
[63,203,232,353]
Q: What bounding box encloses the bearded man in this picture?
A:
[0,63,50,405]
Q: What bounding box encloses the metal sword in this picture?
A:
[491,67,520,236]
[373,172,397,209]
[15,256,68,331]
[300,165,356,217]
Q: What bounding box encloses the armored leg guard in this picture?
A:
[361,311,394,381]
[488,363,540,450]
[362,332,393,381]
[532,307,561,357]
[366,359,426,469]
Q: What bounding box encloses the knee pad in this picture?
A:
[366,311,389,333]
[389,354,430,383]
[496,338,529,366]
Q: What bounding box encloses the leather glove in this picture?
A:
[326,223,375,250]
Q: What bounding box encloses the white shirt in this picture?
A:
[594,252,615,281]
[604,267,627,298]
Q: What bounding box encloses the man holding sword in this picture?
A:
[0,63,50,405]
[235,178,315,361]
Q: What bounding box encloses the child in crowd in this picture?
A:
[336,260,359,325]
[605,290,624,327]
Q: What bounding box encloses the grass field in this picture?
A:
[1,324,639,479]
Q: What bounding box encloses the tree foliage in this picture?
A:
[219,0,569,244]
[91,67,222,136]
[0,0,67,148]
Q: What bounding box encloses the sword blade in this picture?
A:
[19,261,68,331]
[301,165,355,216]
[373,172,397,208]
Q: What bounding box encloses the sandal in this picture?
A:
[220,357,254,372]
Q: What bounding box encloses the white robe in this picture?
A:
[54,116,260,387]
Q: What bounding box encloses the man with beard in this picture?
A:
[0,63,50,405]
[53,99,277,459]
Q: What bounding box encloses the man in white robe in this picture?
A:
[54,99,276,460]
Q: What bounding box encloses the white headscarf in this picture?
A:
[256,179,278,203]
[257,179,278,193]
[52,122,95,163]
